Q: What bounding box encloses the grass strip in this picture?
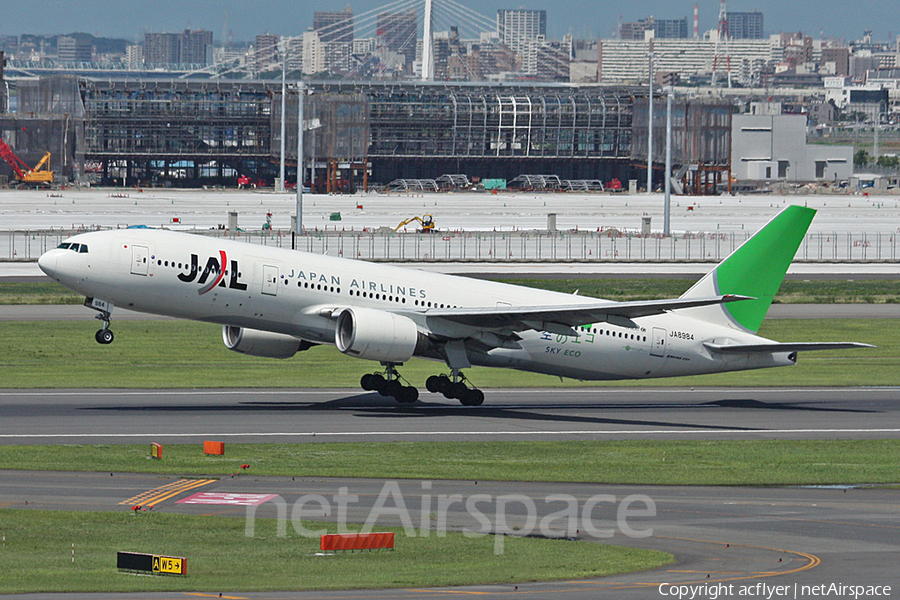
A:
[1,440,898,486]
[0,509,672,594]
[0,319,893,388]
[5,278,900,305]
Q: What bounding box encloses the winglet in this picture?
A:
[679,206,815,333]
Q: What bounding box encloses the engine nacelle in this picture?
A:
[335,307,420,363]
[223,326,311,359]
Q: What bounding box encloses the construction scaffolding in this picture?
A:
[0,76,83,185]
[80,79,272,186]
[632,96,732,194]
[275,90,369,193]
[1,77,738,189]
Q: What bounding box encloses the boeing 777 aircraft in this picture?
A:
[38,205,870,405]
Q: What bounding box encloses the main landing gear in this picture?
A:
[425,370,484,406]
[360,364,419,404]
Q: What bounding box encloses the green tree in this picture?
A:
[875,155,900,169]
[854,149,871,167]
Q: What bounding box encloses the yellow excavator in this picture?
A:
[394,214,436,233]
[0,140,54,186]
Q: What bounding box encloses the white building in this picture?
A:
[302,30,325,75]
[497,9,546,74]
[598,38,780,85]
[732,113,853,182]
[125,45,143,70]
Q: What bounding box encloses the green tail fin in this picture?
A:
[680,205,815,333]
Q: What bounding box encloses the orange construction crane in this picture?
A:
[0,139,54,186]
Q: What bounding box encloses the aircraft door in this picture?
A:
[262,265,279,296]
[650,327,667,357]
[131,245,149,275]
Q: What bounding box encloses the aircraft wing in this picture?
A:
[704,342,875,354]
[419,295,752,335]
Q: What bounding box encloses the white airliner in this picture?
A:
[38,205,870,405]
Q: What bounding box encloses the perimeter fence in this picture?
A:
[4,228,899,263]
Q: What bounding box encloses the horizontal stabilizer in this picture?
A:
[704,342,875,354]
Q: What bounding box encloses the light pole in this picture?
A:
[664,87,674,237]
[647,50,655,194]
[295,82,305,241]
[279,41,287,192]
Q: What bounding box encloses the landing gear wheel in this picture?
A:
[397,386,419,404]
[446,382,468,400]
[360,373,375,391]
[466,388,485,406]
[369,373,386,390]
[427,375,451,394]
[381,379,402,398]
[95,329,114,344]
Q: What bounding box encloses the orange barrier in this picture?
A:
[150,443,162,459]
[320,532,395,552]
[203,441,225,455]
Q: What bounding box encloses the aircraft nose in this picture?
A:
[38,250,58,278]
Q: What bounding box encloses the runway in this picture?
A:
[2,387,899,444]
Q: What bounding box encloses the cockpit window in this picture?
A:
[56,242,88,253]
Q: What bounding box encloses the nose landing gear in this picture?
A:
[85,298,115,344]
[425,370,484,406]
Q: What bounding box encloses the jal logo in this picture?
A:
[177,251,248,295]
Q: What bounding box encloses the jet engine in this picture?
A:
[223,326,312,359]
[335,307,422,363]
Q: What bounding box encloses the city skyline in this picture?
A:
[0,0,894,44]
